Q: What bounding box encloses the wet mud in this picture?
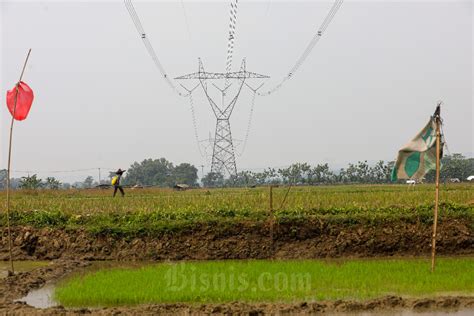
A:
[1,218,472,262]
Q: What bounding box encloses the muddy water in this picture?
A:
[19,283,56,309]
[19,261,150,309]
[20,285,474,316]
[20,283,474,316]
[0,261,49,278]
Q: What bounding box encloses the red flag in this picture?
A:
[6,81,34,121]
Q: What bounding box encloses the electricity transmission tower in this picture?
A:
[176,58,268,176]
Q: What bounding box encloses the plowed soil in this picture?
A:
[1,218,472,261]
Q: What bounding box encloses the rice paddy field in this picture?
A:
[1,183,473,314]
[54,258,474,307]
[0,183,472,235]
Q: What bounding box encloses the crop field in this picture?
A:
[55,258,474,307]
[0,184,472,236]
[1,183,473,314]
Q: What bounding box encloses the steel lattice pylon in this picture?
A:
[176,59,268,176]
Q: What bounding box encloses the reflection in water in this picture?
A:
[19,283,56,309]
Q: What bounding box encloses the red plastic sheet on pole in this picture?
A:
[6,81,34,121]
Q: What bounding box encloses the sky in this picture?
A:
[1,0,473,182]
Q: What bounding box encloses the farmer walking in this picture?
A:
[112,168,126,197]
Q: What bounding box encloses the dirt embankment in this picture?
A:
[1,218,472,261]
[1,261,474,315]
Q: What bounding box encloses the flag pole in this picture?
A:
[5,48,32,275]
[431,102,442,272]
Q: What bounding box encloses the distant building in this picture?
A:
[174,184,190,191]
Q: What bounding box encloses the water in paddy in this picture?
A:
[20,283,56,309]
[20,261,149,308]
[21,284,474,316]
[0,261,49,278]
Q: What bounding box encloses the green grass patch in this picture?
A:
[0,184,472,235]
[54,258,474,307]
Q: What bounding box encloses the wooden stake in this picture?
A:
[5,49,32,275]
[431,105,441,273]
[269,185,274,255]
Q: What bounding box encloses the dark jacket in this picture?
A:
[115,169,125,186]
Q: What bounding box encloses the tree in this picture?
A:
[83,176,94,189]
[278,163,311,184]
[61,182,71,190]
[44,177,61,189]
[441,154,474,181]
[425,154,474,182]
[384,161,395,183]
[72,182,83,189]
[309,163,334,184]
[226,171,258,187]
[19,174,42,190]
[202,172,224,187]
[0,169,7,190]
[123,158,201,187]
[172,163,198,186]
[124,158,174,187]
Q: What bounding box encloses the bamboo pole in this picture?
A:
[269,185,274,254]
[431,106,441,273]
[5,49,32,275]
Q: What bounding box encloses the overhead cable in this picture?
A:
[238,82,264,157]
[124,0,189,97]
[258,0,344,96]
[224,0,239,90]
[180,83,205,158]
[180,0,193,40]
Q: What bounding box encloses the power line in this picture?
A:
[124,0,344,168]
[125,0,208,159]
[258,0,344,96]
[265,0,272,16]
[180,83,204,158]
[124,0,189,97]
[12,167,116,174]
[239,90,256,157]
[224,0,239,90]
[239,82,264,157]
[180,0,193,41]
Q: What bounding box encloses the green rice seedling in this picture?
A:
[54,257,474,307]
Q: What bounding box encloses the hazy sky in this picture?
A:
[1,0,472,182]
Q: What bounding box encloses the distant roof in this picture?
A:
[174,184,190,188]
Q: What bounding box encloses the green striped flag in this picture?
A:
[391,107,442,181]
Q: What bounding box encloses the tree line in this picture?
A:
[0,158,199,190]
[203,154,473,187]
[0,154,472,190]
[121,158,198,187]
